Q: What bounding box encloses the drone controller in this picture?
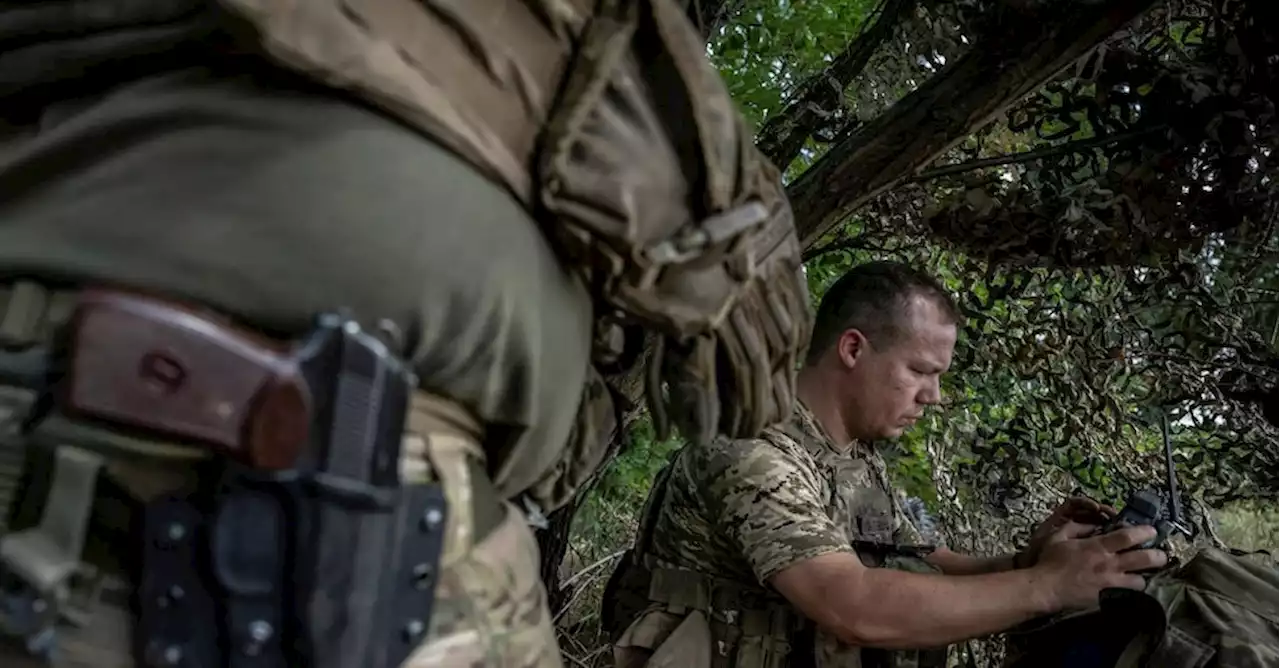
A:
[1095,409,1193,574]
[1095,489,1174,551]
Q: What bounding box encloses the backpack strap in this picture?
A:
[635,456,678,567]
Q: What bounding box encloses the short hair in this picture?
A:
[806,261,961,365]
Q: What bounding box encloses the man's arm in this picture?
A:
[925,548,1017,576]
[770,523,1165,650]
[772,551,1049,649]
[693,438,1157,650]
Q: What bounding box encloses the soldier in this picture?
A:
[0,1,810,667]
[604,261,1168,668]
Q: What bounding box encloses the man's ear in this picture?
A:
[835,329,869,370]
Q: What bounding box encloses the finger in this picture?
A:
[1109,574,1147,592]
[1097,525,1158,553]
[1115,548,1169,573]
[1056,520,1099,540]
[1051,497,1089,517]
[1063,496,1099,510]
[1062,497,1114,524]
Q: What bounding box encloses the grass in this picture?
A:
[1214,499,1279,562]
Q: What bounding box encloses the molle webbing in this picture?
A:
[0,282,80,530]
[646,565,801,668]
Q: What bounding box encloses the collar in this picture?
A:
[789,401,871,460]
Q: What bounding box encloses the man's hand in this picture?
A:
[1016,496,1117,568]
[1031,521,1167,611]
[770,520,1166,650]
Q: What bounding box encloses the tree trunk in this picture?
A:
[755,0,918,171]
[786,0,1160,248]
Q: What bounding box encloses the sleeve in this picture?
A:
[691,437,854,584]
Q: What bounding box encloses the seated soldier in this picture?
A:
[605,261,1168,668]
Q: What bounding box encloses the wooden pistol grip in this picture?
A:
[61,289,311,470]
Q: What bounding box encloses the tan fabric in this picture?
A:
[0,582,133,668]
[409,501,564,668]
[613,609,716,668]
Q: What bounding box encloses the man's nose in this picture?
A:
[919,380,943,405]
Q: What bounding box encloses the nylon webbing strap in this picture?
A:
[0,280,62,532]
[0,385,35,533]
[0,282,122,664]
[647,565,802,666]
[2,575,132,668]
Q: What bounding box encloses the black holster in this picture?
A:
[0,289,449,668]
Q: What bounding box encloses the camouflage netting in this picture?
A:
[793,0,1277,663]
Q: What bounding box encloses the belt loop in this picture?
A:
[403,391,498,566]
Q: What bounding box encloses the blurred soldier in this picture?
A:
[0,1,810,666]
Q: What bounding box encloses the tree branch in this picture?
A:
[755,0,917,170]
[684,0,746,40]
[909,125,1167,182]
[802,235,900,261]
[786,0,1161,249]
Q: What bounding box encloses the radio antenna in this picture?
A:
[1160,408,1191,536]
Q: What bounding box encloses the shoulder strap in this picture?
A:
[635,454,678,564]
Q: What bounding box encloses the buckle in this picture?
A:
[0,446,104,660]
[646,202,770,265]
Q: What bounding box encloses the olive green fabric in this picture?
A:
[1004,547,1279,668]
[0,64,594,502]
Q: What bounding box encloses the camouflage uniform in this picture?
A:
[605,402,945,668]
[0,1,809,667]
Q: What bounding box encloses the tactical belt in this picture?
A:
[0,280,471,668]
[645,564,803,667]
[639,542,948,668]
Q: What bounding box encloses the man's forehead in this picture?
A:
[900,296,958,356]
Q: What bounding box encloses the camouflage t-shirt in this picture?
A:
[645,402,925,586]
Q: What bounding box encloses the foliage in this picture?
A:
[553,1,1277,665]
